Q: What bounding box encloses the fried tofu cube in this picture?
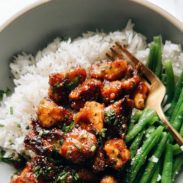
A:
[105,98,134,118]
[104,98,134,138]
[11,164,37,183]
[74,101,104,133]
[134,81,149,110]
[69,79,102,110]
[89,60,128,81]
[101,81,123,103]
[104,139,130,169]
[101,75,141,103]
[49,67,86,102]
[37,98,73,128]
[121,75,141,91]
[59,128,97,163]
[100,176,117,183]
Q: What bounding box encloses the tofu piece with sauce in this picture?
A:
[37,98,73,128]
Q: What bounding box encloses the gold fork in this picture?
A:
[106,42,183,146]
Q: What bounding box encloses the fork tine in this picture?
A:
[110,47,118,56]
[106,43,126,60]
[115,42,158,83]
[115,42,139,65]
[106,52,115,60]
[110,47,124,59]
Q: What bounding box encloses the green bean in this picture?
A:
[172,119,183,155]
[161,73,167,87]
[128,126,163,182]
[130,131,144,158]
[172,154,183,181]
[178,122,183,148]
[143,126,155,141]
[169,91,183,141]
[126,109,158,143]
[128,109,143,132]
[164,60,175,103]
[147,42,158,71]
[179,121,183,137]
[154,36,163,78]
[133,170,143,183]
[173,71,183,99]
[132,109,143,122]
[172,144,182,155]
[161,143,173,183]
[166,88,183,132]
[170,89,183,122]
[167,70,183,117]
[140,132,168,183]
[171,102,183,131]
[147,36,162,76]
[150,163,160,183]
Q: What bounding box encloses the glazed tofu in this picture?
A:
[74,101,104,133]
[37,98,73,128]
[89,60,128,81]
[104,98,134,138]
[104,138,130,169]
[59,128,97,163]
[11,164,38,183]
[134,81,149,110]
[121,75,141,92]
[101,81,123,103]
[69,79,102,110]
[24,123,64,155]
[100,176,117,183]
[49,67,86,102]
[101,75,141,103]
[105,98,134,118]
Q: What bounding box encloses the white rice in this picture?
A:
[0,20,183,157]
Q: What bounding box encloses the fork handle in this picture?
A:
[157,107,183,146]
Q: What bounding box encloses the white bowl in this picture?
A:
[0,0,182,182]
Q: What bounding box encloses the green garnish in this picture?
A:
[64,76,81,90]
[59,139,64,146]
[62,121,75,132]
[10,106,14,115]
[9,139,14,145]
[73,172,79,182]
[97,128,107,146]
[34,164,52,178]
[25,125,30,130]
[105,109,118,126]
[0,88,11,101]
[52,83,62,93]
[54,83,62,89]
[0,148,26,168]
[100,128,107,138]
[16,123,21,128]
[57,170,79,183]
[57,170,69,182]
[0,124,4,128]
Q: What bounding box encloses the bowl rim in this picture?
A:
[133,0,183,31]
[0,0,182,33]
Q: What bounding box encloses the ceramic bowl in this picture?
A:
[0,0,182,182]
